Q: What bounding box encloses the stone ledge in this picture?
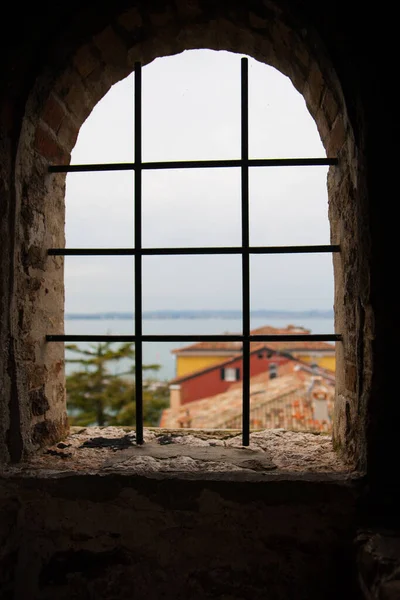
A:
[1,427,360,482]
[0,432,363,600]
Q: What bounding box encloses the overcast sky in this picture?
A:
[65,49,333,314]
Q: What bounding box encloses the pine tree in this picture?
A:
[65,341,169,427]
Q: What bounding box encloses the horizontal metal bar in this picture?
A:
[145,158,337,169]
[49,248,138,255]
[47,333,341,342]
[48,157,338,173]
[49,163,134,173]
[48,334,242,342]
[249,245,340,254]
[250,334,340,342]
[48,244,340,256]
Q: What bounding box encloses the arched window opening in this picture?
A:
[49,50,339,444]
[12,2,360,468]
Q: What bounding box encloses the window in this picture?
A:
[269,363,278,379]
[221,367,240,382]
[46,55,340,446]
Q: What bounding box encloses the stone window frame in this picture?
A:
[45,56,339,447]
[9,4,366,471]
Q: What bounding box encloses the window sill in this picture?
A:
[1,426,360,483]
[0,431,363,600]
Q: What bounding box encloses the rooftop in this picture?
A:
[172,324,336,355]
[163,362,335,430]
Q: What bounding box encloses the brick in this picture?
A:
[63,78,92,123]
[73,44,100,79]
[322,88,339,128]
[293,38,310,72]
[93,26,129,66]
[253,34,275,62]
[84,64,113,109]
[34,125,69,164]
[327,116,346,156]
[117,7,143,31]
[41,94,66,134]
[249,11,268,29]
[54,69,77,101]
[315,104,330,146]
[290,66,307,96]
[303,63,325,114]
[57,116,79,152]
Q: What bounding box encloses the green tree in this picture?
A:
[65,341,169,427]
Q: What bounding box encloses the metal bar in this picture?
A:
[50,335,138,342]
[48,334,244,342]
[143,158,336,169]
[249,334,340,342]
[48,244,341,256]
[49,248,137,256]
[242,339,250,445]
[47,333,341,342]
[49,163,137,173]
[48,157,338,173]
[241,57,250,447]
[250,245,341,254]
[134,62,143,445]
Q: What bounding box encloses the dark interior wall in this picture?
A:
[0,3,399,599]
[0,472,361,600]
[0,0,398,494]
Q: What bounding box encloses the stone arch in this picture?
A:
[10,1,364,467]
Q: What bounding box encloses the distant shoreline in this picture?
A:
[65,310,334,320]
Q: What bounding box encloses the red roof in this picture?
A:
[172,324,335,355]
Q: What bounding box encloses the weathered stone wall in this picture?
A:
[2,0,364,468]
[0,469,361,599]
[1,0,399,597]
[2,0,399,525]
[356,530,400,600]
[0,121,14,464]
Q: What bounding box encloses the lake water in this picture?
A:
[65,316,335,381]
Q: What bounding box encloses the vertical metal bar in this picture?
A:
[241,57,250,447]
[134,62,144,445]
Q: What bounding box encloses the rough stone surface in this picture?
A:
[0,429,362,599]
[356,531,400,599]
[4,426,352,476]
